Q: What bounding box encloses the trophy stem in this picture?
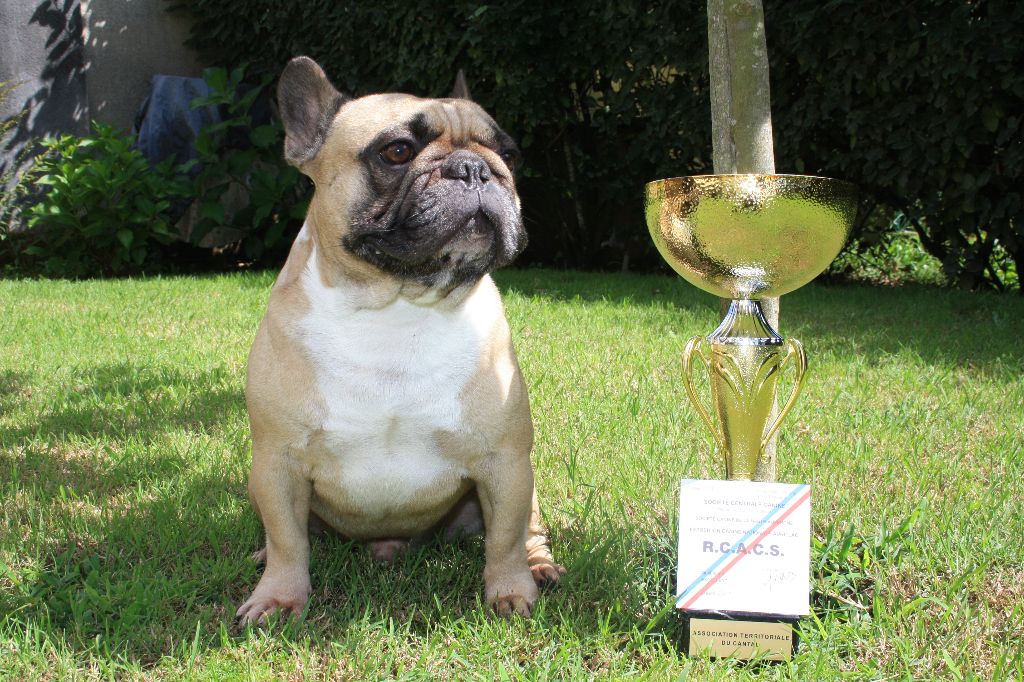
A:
[703,300,795,480]
[709,299,782,345]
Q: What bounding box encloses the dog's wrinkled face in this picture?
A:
[278,57,526,289]
[344,98,525,286]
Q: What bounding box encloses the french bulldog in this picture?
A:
[237,56,564,624]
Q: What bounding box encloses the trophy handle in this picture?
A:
[759,338,808,453]
[682,336,726,452]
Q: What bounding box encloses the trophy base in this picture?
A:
[675,480,812,661]
[679,610,800,661]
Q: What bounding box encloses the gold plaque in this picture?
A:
[688,617,794,660]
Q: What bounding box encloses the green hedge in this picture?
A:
[172,0,1022,290]
[769,1,1022,291]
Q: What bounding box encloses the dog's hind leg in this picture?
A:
[437,488,486,541]
[368,539,409,564]
[437,487,564,589]
[525,489,565,586]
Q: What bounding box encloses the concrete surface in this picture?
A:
[1,0,202,180]
[0,1,90,149]
[81,0,202,130]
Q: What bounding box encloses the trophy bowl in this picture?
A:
[644,174,858,300]
[644,174,857,480]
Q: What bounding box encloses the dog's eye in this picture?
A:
[499,149,519,168]
[381,141,415,165]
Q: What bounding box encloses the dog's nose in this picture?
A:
[442,150,492,188]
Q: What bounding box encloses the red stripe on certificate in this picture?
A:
[679,487,812,611]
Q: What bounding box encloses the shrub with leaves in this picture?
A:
[186,65,309,260]
[23,123,185,277]
[769,0,1022,291]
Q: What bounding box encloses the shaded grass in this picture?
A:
[1,270,1022,680]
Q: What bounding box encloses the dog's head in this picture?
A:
[278,56,526,290]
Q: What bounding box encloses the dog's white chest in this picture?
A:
[294,251,499,526]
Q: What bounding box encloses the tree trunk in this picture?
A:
[707,0,780,482]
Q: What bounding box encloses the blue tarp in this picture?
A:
[132,74,220,171]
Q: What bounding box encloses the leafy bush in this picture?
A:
[185,66,309,260]
[829,220,947,288]
[21,124,185,277]
[768,1,1023,292]
[5,65,307,278]
[171,0,1023,290]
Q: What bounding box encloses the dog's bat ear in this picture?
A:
[278,56,347,167]
[450,69,472,101]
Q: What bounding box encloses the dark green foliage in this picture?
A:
[829,219,945,288]
[187,66,309,260]
[171,0,715,272]
[165,1,1020,290]
[21,124,185,277]
[768,1,1023,291]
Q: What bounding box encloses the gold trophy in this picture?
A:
[645,174,857,481]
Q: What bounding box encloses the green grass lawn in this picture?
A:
[1,269,1022,680]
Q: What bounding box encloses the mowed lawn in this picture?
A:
[1,269,1022,680]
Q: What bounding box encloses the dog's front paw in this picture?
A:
[236,574,310,626]
[485,569,539,618]
[490,592,534,617]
